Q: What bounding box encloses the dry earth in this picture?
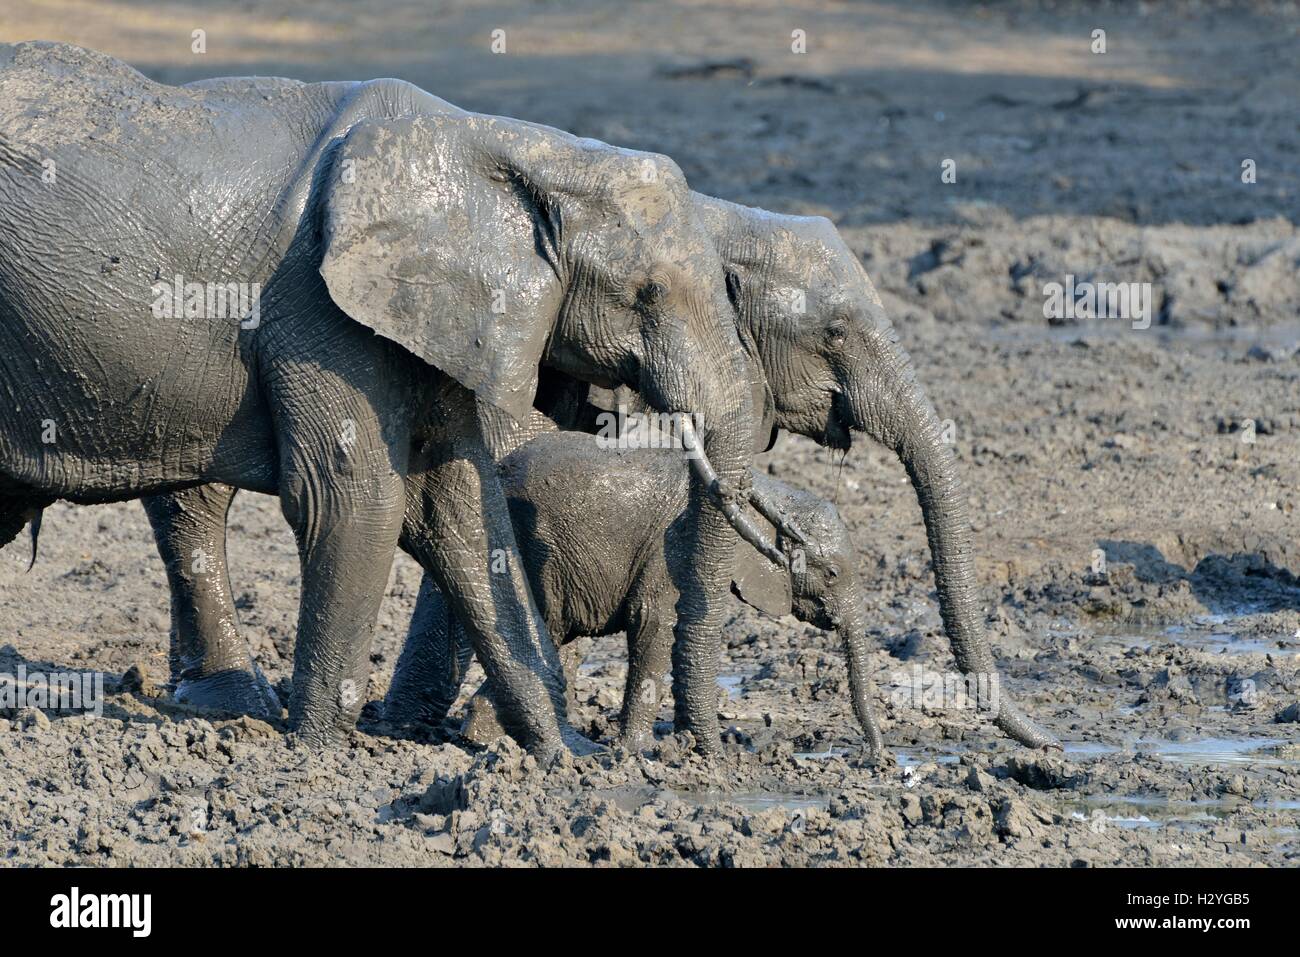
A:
[1,0,1298,866]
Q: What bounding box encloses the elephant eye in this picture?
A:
[645,277,670,302]
[636,272,671,311]
[826,563,841,580]
[825,323,847,349]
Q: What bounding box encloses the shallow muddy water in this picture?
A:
[1062,793,1300,831]
[1094,618,1299,657]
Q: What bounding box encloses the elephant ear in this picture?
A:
[731,540,793,617]
[319,114,565,423]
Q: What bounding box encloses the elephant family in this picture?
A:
[141,186,1058,753]
[383,428,889,760]
[0,42,770,754]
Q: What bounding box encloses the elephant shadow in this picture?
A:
[0,647,157,727]
[1097,539,1300,615]
[0,647,291,731]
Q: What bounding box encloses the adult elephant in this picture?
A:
[0,42,766,754]
[693,196,1059,750]
[142,188,1059,753]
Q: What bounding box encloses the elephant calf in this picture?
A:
[383,429,889,760]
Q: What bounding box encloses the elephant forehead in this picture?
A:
[619,182,673,229]
[817,235,885,312]
[632,217,721,270]
[766,218,872,292]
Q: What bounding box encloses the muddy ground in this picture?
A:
[1,0,1298,867]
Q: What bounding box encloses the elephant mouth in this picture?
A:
[823,392,854,452]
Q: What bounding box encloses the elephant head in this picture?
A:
[731,481,886,762]
[317,112,764,753]
[698,197,1058,751]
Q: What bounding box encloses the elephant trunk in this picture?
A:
[853,346,1059,750]
[835,585,886,763]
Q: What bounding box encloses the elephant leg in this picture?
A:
[142,484,278,718]
[267,371,408,748]
[401,440,593,757]
[383,574,474,727]
[561,642,581,715]
[620,608,672,751]
[462,640,581,746]
[280,465,404,747]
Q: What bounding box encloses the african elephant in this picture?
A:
[0,42,769,754]
[139,186,1058,754]
[383,429,889,760]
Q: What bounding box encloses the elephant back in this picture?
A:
[499,431,691,569]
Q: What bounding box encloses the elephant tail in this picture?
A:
[26,507,42,571]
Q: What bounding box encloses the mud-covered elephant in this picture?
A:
[142,185,1058,753]
[384,430,889,759]
[0,42,771,753]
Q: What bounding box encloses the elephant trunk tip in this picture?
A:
[994,700,1061,751]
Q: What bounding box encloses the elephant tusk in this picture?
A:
[679,417,788,569]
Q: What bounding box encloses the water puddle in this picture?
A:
[794,747,850,761]
[1137,737,1297,767]
[1064,741,1121,757]
[718,669,760,695]
[791,738,1298,768]
[1064,794,1228,830]
[1061,792,1300,831]
[1065,737,1299,767]
[684,791,830,814]
[1095,618,1295,656]
[895,746,963,767]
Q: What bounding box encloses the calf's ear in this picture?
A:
[730,544,793,617]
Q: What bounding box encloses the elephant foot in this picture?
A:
[860,743,891,769]
[173,666,280,719]
[285,726,345,751]
[694,735,723,760]
[286,710,359,751]
[611,733,647,754]
[460,688,602,757]
[461,691,508,746]
[616,729,653,753]
[672,714,722,759]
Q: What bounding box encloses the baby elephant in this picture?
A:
[383,429,886,761]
